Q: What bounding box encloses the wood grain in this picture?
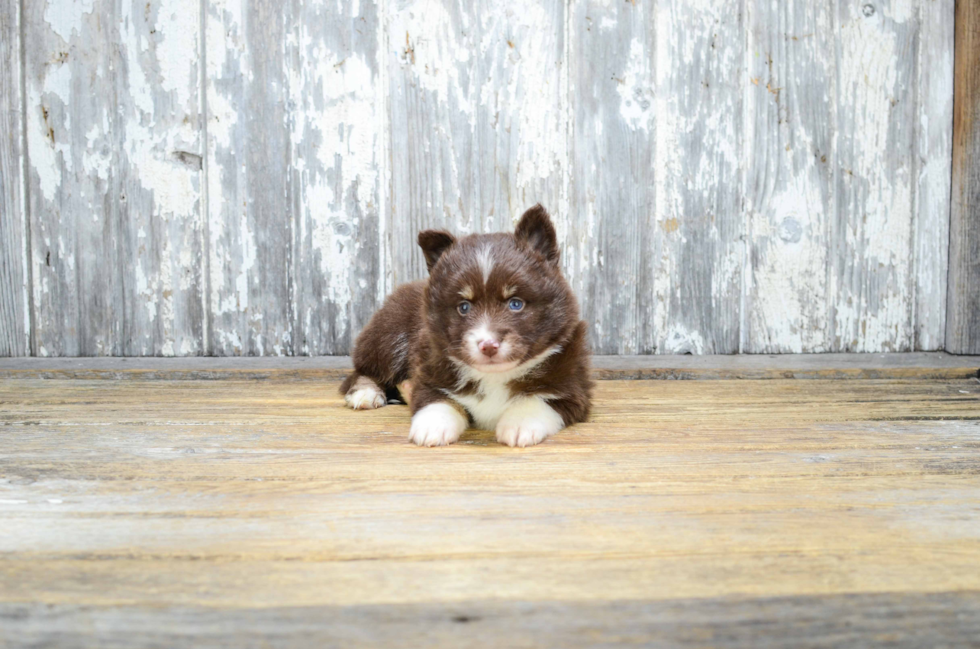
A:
[914,0,954,351]
[286,0,384,355]
[206,0,384,356]
[206,0,292,355]
[0,0,961,357]
[0,376,978,644]
[23,0,205,356]
[833,0,917,352]
[652,0,744,355]
[3,592,979,648]
[1,353,978,381]
[744,0,836,353]
[386,0,566,287]
[566,0,653,355]
[0,0,29,356]
[948,0,980,354]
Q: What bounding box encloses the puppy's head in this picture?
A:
[418,205,577,374]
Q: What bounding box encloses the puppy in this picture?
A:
[340,204,592,447]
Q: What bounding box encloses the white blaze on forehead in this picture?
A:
[476,244,495,286]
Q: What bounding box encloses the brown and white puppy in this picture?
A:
[340,204,592,447]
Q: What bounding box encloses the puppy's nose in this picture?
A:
[478,339,500,358]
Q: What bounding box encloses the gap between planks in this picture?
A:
[0,353,977,381]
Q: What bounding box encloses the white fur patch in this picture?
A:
[495,396,565,447]
[463,319,514,365]
[446,345,562,429]
[345,377,387,410]
[477,244,495,285]
[409,402,468,447]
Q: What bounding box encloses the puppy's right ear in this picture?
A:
[418,230,456,273]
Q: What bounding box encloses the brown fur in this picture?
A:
[341,204,593,431]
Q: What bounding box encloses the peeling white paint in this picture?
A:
[43,0,94,43]
[9,0,955,357]
[396,2,474,117]
[617,38,653,130]
[154,0,198,104]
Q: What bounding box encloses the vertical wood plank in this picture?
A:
[207,0,384,356]
[947,0,980,354]
[386,0,566,287]
[744,1,836,353]
[286,0,384,355]
[832,0,918,352]
[651,0,744,354]
[24,0,205,356]
[0,0,30,356]
[913,0,953,351]
[566,0,655,355]
[206,0,291,355]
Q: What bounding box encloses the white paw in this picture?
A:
[345,377,387,410]
[409,402,468,447]
[495,397,564,448]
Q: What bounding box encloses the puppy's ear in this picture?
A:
[515,204,559,266]
[418,230,456,273]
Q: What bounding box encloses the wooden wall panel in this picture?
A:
[206,0,383,356]
[2,0,959,356]
[947,0,980,354]
[568,0,743,355]
[832,0,919,353]
[0,0,30,356]
[386,0,566,288]
[650,0,744,355]
[914,0,954,350]
[206,0,292,355]
[285,0,384,355]
[23,0,205,356]
[744,1,837,353]
[566,0,655,355]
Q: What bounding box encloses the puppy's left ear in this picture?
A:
[418,230,456,273]
[515,204,559,267]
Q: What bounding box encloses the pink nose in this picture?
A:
[478,339,500,358]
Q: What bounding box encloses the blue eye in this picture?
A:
[508,298,524,311]
[457,301,471,315]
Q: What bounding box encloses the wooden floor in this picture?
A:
[1,372,980,647]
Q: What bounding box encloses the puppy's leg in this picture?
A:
[339,281,425,409]
[342,373,388,410]
[397,380,414,407]
[495,396,565,447]
[409,400,468,446]
[407,382,468,446]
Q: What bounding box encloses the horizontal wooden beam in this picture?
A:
[0,353,977,381]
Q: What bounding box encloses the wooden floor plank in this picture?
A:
[1,377,979,645]
[3,592,980,649]
[1,353,978,381]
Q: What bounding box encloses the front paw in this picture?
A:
[409,402,468,447]
[495,398,564,447]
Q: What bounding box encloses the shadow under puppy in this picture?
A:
[340,204,593,447]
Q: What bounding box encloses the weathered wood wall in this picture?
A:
[948,0,980,355]
[0,0,960,356]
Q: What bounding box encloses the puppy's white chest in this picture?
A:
[450,377,513,430]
